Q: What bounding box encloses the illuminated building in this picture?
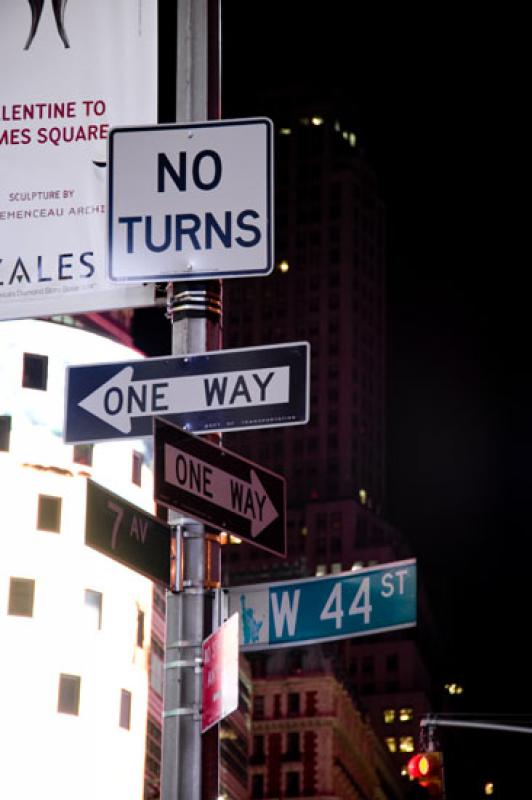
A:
[0,319,155,799]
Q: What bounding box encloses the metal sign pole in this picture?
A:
[161,1,222,798]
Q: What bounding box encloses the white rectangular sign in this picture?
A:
[0,0,156,320]
[107,118,274,282]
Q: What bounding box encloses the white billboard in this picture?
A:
[0,0,157,320]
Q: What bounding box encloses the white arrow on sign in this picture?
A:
[78,365,290,433]
[164,443,278,538]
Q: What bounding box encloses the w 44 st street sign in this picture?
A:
[228,559,417,651]
[64,342,309,444]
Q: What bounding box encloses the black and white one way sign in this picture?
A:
[154,417,286,556]
[64,343,309,444]
[107,118,273,282]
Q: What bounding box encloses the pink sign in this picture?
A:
[202,613,239,733]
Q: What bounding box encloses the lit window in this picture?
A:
[349,132,357,147]
[383,709,396,724]
[8,577,35,617]
[311,116,324,126]
[358,488,367,505]
[351,561,363,571]
[331,562,342,574]
[399,707,414,722]
[485,782,494,796]
[385,737,397,753]
[84,589,102,630]
[58,673,81,715]
[0,415,11,451]
[22,352,48,390]
[399,736,415,752]
[119,689,132,730]
[278,259,290,273]
[150,651,163,697]
[279,127,292,135]
[132,450,143,486]
[315,564,326,576]
[37,494,62,532]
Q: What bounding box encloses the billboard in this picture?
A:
[0,0,157,320]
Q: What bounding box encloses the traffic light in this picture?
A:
[407,752,444,797]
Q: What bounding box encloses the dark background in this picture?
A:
[147,3,530,795]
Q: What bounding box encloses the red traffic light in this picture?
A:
[407,752,443,797]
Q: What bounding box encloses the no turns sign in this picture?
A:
[107,118,274,282]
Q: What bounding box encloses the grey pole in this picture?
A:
[160,2,222,798]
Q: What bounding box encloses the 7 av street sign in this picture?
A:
[154,417,286,557]
[64,342,309,444]
[108,118,273,282]
[85,478,171,585]
[228,559,417,651]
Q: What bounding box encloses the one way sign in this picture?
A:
[64,342,309,444]
[154,417,286,556]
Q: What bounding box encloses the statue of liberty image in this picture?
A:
[24,0,70,50]
[240,595,263,645]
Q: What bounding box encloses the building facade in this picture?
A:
[0,319,157,799]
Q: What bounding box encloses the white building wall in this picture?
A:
[0,319,156,800]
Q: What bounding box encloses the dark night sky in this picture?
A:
[149,3,530,792]
[218,2,531,790]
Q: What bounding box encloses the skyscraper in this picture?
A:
[220,90,440,784]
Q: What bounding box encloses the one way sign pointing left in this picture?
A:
[64,342,309,444]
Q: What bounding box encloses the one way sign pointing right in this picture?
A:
[154,417,286,556]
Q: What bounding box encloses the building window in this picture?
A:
[0,415,11,451]
[385,737,397,753]
[73,443,93,466]
[400,707,414,722]
[286,771,300,797]
[132,450,143,486]
[386,652,399,672]
[251,774,264,799]
[119,689,132,730]
[383,708,396,724]
[37,494,62,532]
[22,352,48,390]
[253,735,265,757]
[150,638,164,697]
[273,694,281,718]
[399,736,415,753]
[58,673,81,715]
[287,692,300,716]
[286,732,300,759]
[362,655,374,675]
[8,577,35,617]
[84,589,102,630]
[136,609,145,647]
[253,695,265,719]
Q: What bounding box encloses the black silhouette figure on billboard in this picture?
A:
[25,0,70,50]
